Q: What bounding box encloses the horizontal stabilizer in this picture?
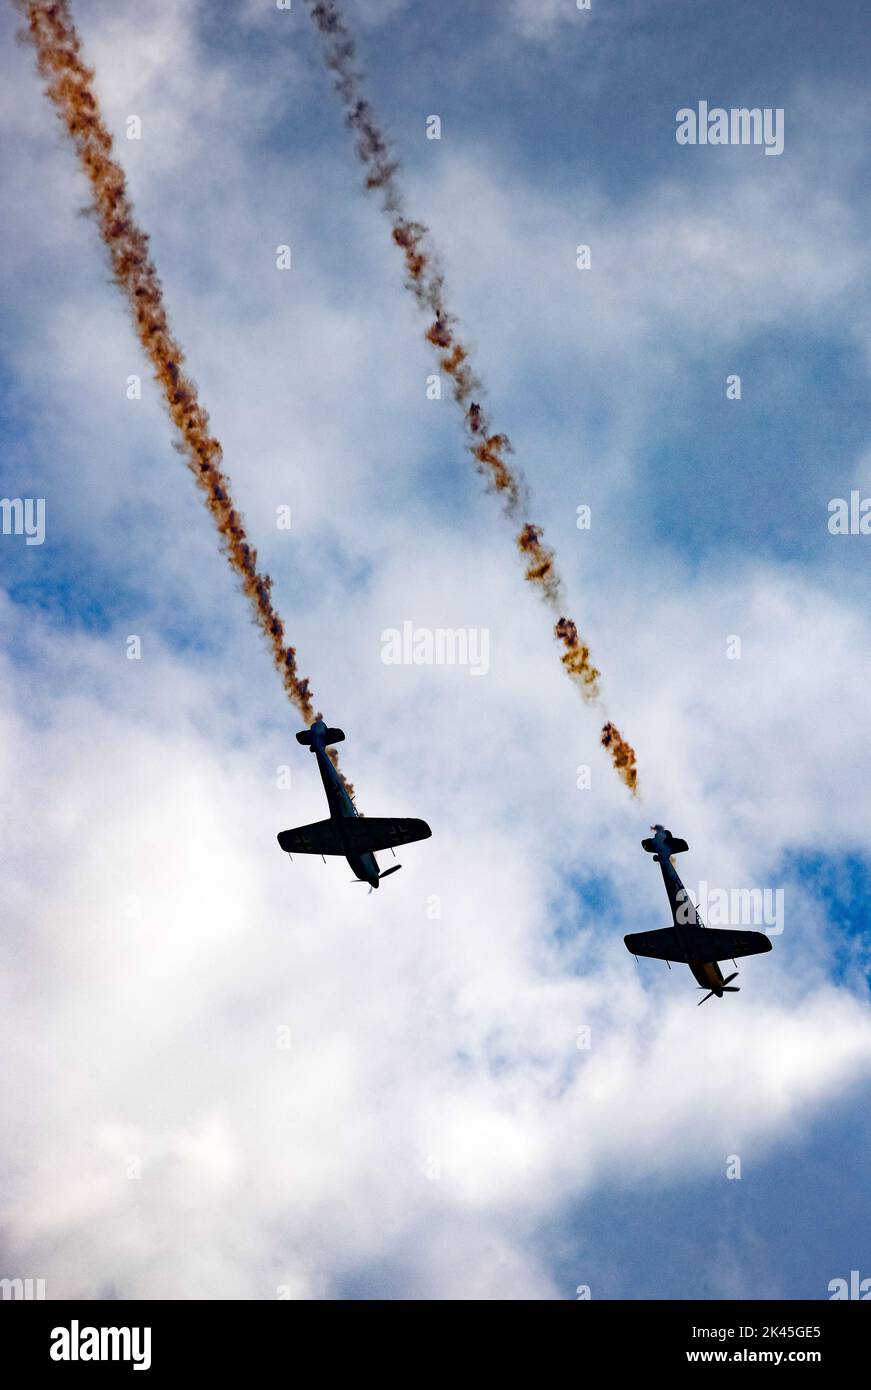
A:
[296,726,346,748]
[642,831,689,856]
[277,818,344,856]
[625,925,772,965]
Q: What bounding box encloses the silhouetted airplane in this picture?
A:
[277,720,431,891]
[625,825,772,1004]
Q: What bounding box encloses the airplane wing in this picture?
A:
[624,927,687,961]
[681,927,773,964]
[277,819,345,856]
[346,817,432,855]
[625,926,772,964]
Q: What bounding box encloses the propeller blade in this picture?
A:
[722,972,739,986]
[722,986,740,992]
[697,990,716,1006]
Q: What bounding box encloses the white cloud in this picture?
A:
[2,540,870,1296]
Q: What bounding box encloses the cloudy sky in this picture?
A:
[2,0,870,1300]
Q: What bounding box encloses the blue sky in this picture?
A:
[1,0,870,1300]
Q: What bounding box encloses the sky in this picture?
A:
[1,0,870,1300]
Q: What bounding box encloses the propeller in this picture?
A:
[697,972,741,1005]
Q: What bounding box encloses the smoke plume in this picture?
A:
[18,0,353,793]
[306,0,638,794]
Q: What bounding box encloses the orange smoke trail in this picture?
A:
[18,0,353,794]
[306,0,638,793]
[600,723,638,797]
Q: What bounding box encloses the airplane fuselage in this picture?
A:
[654,847,728,995]
[312,741,380,889]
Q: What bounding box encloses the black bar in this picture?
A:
[2,1298,866,1375]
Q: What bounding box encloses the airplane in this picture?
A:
[276,720,431,891]
[625,824,772,1004]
